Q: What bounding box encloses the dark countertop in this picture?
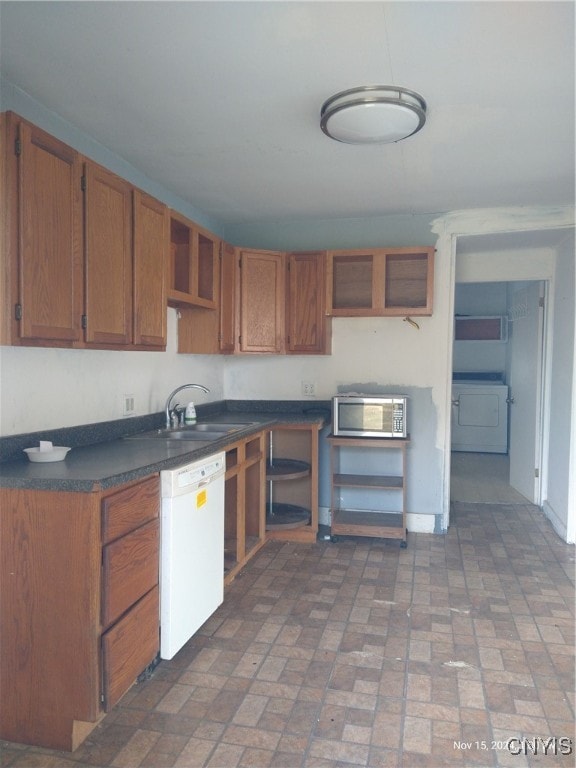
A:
[0,400,331,492]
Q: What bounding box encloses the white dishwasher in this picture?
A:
[160,452,225,660]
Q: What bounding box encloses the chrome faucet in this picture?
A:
[164,383,209,428]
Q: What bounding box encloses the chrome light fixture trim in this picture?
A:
[320,85,427,145]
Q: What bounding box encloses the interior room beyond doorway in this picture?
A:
[450,452,529,504]
[450,279,543,505]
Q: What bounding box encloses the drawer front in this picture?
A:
[102,585,159,710]
[101,475,159,544]
[102,518,159,628]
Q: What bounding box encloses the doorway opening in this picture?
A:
[450,279,546,505]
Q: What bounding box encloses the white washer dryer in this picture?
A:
[451,378,509,453]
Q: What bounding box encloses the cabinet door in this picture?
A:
[326,250,375,316]
[286,251,331,354]
[239,249,285,353]
[133,190,168,347]
[326,248,434,317]
[1,114,10,345]
[16,121,83,342]
[101,518,159,628]
[102,585,159,710]
[219,241,238,353]
[380,249,434,315]
[84,161,133,345]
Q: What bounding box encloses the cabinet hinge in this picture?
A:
[535,468,540,478]
[81,175,86,192]
[14,303,22,321]
[81,314,88,330]
[14,138,21,157]
[539,297,545,308]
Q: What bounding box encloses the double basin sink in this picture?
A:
[125,422,257,444]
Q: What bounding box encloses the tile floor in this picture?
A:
[450,453,529,505]
[2,501,574,767]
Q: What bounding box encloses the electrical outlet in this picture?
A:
[122,393,136,416]
[301,381,316,397]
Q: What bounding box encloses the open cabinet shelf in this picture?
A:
[328,435,409,546]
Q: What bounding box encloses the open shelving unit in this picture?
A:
[265,424,320,543]
[328,435,409,546]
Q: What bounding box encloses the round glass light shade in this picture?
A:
[320,86,426,145]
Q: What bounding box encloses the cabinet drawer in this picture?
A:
[102,585,159,710]
[101,476,159,544]
[102,518,159,628]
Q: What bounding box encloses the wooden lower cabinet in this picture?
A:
[266,423,320,543]
[224,431,266,584]
[102,586,159,710]
[0,475,160,751]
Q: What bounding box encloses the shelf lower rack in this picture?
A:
[331,508,406,542]
[266,458,310,481]
[266,502,311,530]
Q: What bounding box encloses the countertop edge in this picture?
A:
[0,401,331,492]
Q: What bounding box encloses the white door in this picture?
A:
[508,281,545,502]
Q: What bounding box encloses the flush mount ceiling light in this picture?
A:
[320,85,427,145]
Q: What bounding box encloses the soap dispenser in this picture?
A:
[184,402,197,424]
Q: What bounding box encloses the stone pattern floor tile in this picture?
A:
[2,502,574,767]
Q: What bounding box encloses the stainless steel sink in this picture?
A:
[125,422,255,441]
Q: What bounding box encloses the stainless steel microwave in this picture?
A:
[332,395,408,438]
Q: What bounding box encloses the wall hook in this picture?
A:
[403,316,420,330]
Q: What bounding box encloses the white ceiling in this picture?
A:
[1,1,574,228]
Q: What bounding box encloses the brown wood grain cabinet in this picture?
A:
[133,190,169,348]
[168,210,220,309]
[239,249,285,353]
[177,240,237,354]
[286,251,331,354]
[178,246,331,355]
[224,430,266,583]
[84,160,133,345]
[3,112,168,350]
[7,115,84,344]
[0,475,160,751]
[326,247,434,317]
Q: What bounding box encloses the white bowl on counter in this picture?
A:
[24,446,71,463]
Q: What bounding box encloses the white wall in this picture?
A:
[224,311,449,527]
[0,309,223,434]
[544,232,576,540]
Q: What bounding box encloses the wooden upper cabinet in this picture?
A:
[326,247,434,317]
[219,241,238,353]
[177,246,331,356]
[133,190,168,348]
[239,249,285,354]
[83,161,133,346]
[286,251,331,354]
[3,114,169,350]
[168,211,219,309]
[14,119,83,342]
[0,114,10,346]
